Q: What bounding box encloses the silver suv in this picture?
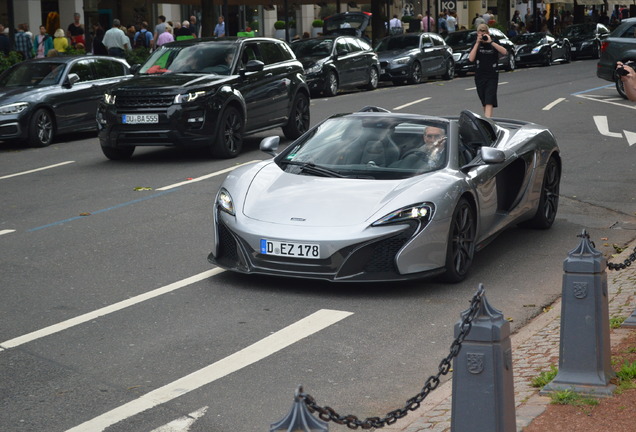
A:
[597,18,636,99]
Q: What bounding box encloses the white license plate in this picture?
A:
[260,239,320,259]
[122,114,158,124]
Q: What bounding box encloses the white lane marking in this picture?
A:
[157,160,262,191]
[65,309,354,432]
[0,229,16,236]
[0,269,224,350]
[465,81,508,91]
[150,406,208,432]
[0,161,75,180]
[393,97,431,111]
[542,98,566,111]
[575,94,636,110]
[624,130,636,146]
[593,115,623,138]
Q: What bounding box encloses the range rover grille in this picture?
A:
[116,93,175,109]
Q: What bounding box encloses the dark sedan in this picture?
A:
[563,23,609,60]
[290,36,379,97]
[513,32,571,67]
[445,28,516,76]
[0,56,130,147]
[596,18,636,99]
[375,32,454,85]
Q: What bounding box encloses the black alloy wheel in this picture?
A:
[324,71,338,97]
[28,108,54,147]
[212,106,244,158]
[442,60,455,80]
[505,52,516,71]
[616,75,628,99]
[282,92,310,140]
[366,67,379,90]
[563,45,571,63]
[521,156,560,229]
[442,198,476,283]
[407,61,422,84]
[543,49,552,66]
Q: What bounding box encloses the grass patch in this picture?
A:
[531,365,558,388]
[610,316,626,329]
[550,389,599,406]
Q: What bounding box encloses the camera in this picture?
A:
[481,34,490,42]
[616,61,635,76]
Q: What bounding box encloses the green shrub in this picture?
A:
[312,19,324,28]
[125,47,151,68]
[249,21,259,31]
[401,16,412,22]
[0,51,24,74]
[274,20,286,30]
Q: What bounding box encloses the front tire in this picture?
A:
[101,146,135,160]
[28,108,54,147]
[521,156,560,229]
[505,52,516,71]
[407,61,422,84]
[282,92,310,140]
[442,198,476,283]
[442,60,454,80]
[324,71,338,97]
[212,106,244,158]
[366,67,379,90]
[543,49,552,67]
[617,76,628,99]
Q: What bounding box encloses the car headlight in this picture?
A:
[305,64,321,74]
[103,93,116,105]
[391,56,410,65]
[0,102,28,115]
[216,188,235,216]
[372,203,434,227]
[532,47,541,54]
[174,91,206,104]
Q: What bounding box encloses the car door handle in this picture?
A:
[265,73,273,77]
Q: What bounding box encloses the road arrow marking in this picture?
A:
[150,406,208,432]
[624,130,636,146]
[593,115,623,138]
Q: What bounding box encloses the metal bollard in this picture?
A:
[451,287,516,432]
[270,386,328,432]
[622,308,636,327]
[541,230,615,397]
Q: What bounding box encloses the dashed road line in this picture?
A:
[0,161,75,180]
[542,97,566,111]
[157,160,262,190]
[393,97,431,111]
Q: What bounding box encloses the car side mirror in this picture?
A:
[481,147,505,164]
[260,136,280,157]
[422,42,433,49]
[65,73,80,87]
[245,59,265,73]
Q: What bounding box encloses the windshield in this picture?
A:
[0,62,65,87]
[139,43,237,75]
[513,33,543,44]
[562,24,595,38]
[324,15,367,32]
[445,31,477,46]
[375,35,420,51]
[277,116,449,180]
[291,39,334,57]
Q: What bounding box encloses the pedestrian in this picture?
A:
[155,24,173,48]
[133,21,153,49]
[482,10,493,24]
[438,12,448,37]
[190,15,201,38]
[102,19,129,58]
[422,11,435,32]
[617,61,636,101]
[410,14,423,33]
[152,15,167,50]
[511,10,522,26]
[0,24,11,56]
[67,12,85,47]
[53,28,68,53]
[92,22,107,55]
[15,23,34,60]
[214,16,226,37]
[34,25,54,58]
[446,11,457,33]
[473,13,485,29]
[389,14,402,35]
[468,24,508,118]
[175,20,195,40]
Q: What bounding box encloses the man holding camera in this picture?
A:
[616,61,636,102]
[468,24,508,118]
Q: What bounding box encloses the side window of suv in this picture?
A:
[260,42,288,65]
[240,43,262,67]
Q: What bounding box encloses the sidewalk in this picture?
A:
[383,242,636,432]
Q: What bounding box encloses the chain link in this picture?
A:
[300,285,485,430]
[577,231,635,272]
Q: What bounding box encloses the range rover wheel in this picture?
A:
[28,108,54,147]
[282,92,310,140]
[101,146,135,160]
[212,106,244,158]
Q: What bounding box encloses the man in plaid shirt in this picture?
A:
[15,23,34,60]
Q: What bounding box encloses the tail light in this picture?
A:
[600,41,609,53]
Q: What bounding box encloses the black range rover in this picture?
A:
[97,37,310,160]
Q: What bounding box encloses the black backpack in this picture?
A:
[134,30,149,49]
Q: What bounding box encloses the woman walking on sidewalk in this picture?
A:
[468,23,508,117]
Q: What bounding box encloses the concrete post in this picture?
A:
[451,290,516,432]
[622,308,636,327]
[542,230,615,397]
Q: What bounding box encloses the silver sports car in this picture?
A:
[208,107,561,282]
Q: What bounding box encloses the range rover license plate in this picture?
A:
[260,239,320,259]
[123,114,159,124]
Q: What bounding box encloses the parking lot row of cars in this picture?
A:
[0,21,615,157]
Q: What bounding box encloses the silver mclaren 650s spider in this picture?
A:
[208,107,561,282]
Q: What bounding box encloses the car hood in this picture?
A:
[241,163,443,227]
[377,49,416,61]
[447,43,471,53]
[299,56,328,69]
[116,73,231,90]
[0,86,48,102]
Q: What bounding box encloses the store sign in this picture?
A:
[442,1,457,11]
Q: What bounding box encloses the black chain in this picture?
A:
[608,245,636,271]
[300,285,486,430]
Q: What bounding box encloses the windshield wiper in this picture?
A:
[281,160,345,178]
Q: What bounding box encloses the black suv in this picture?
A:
[597,18,636,99]
[97,37,310,160]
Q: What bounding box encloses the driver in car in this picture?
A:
[391,126,447,170]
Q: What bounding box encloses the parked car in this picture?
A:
[0,55,130,147]
[375,32,454,85]
[290,35,379,97]
[97,37,310,160]
[562,22,610,60]
[445,28,516,76]
[209,107,561,282]
[322,11,372,40]
[513,32,571,67]
[597,18,636,99]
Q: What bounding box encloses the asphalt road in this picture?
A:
[1,58,635,432]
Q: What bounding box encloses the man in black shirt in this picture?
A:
[468,24,508,117]
[0,24,10,55]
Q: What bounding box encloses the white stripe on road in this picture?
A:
[542,98,566,111]
[593,115,623,138]
[0,269,224,350]
[150,406,208,432]
[575,94,636,110]
[0,161,75,180]
[157,160,262,191]
[393,97,431,111]
[0,229,16,236]
[465,81,508,91]
[65,309,354,432]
